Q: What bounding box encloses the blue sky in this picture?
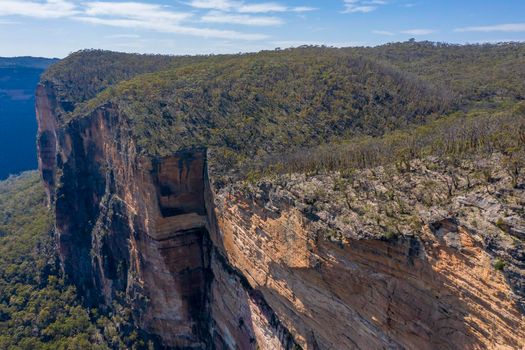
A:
[1,0,525,57]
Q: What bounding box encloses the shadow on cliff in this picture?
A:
[209,249,300,350]
[204,166,302,349]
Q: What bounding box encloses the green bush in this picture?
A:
[384,231,398,240]
[493,258,506,271]
[495,218,507,232]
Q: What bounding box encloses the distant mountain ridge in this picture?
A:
[0,56,58,179]
[0,56,58,69]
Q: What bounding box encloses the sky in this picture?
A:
[1,0,525,57]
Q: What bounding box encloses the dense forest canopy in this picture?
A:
[0,172,102,349]
[42,42,525,177]
[82,50,452,156]
[361,41,525,103]
[42,51,222,106]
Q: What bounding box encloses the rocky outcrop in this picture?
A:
[37,80,525,349]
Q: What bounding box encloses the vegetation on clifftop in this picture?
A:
[73,47,454,163]
[362,41,525,104]
[251,102,525,180]
[42,50,217,106]
[41,42,525,180]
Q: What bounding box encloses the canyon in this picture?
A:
[35,48,525,349]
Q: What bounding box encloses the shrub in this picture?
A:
[384,231,398,240]
[493,258,506,271]
[495,218,507,232]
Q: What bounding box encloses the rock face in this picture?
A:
[36,82,298,349]
[208,189,525,349]
[37,81,525,349]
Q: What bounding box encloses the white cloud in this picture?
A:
[75,16,268,40]
[201,11,283,26]
[373,30,395,36]
[77,1,269,40]
[84,2,191,22]
[0,0,314,41]
[79,1,267,40]
[187,0,315,13]
[187,0,237,11]
[291,6,317,12]
[189,0,317,29]
[238,3,287,13]
[401,28,436,35]
[343,0,387,13]
[455,23,525,33]
[0,0,78,18]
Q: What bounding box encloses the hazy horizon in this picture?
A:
[1,0,525,57]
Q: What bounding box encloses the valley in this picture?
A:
[0,57,57,179]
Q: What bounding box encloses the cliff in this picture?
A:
[36,81,298,349]
[36,47,525,349]
[207,155,525,349]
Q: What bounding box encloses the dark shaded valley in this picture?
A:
[0,57,58,179]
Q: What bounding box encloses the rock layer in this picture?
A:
[207,186,525,349]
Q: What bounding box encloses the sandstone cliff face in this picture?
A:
[36,83,298,349]
[37,82,207,346]
[37,81,524,349]
[207,183,525,349]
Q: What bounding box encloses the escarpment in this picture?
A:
[36,81,300,349]
[36,48,525,349]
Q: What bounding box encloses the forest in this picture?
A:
[250,103,525,183]
[44,42,525,179]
